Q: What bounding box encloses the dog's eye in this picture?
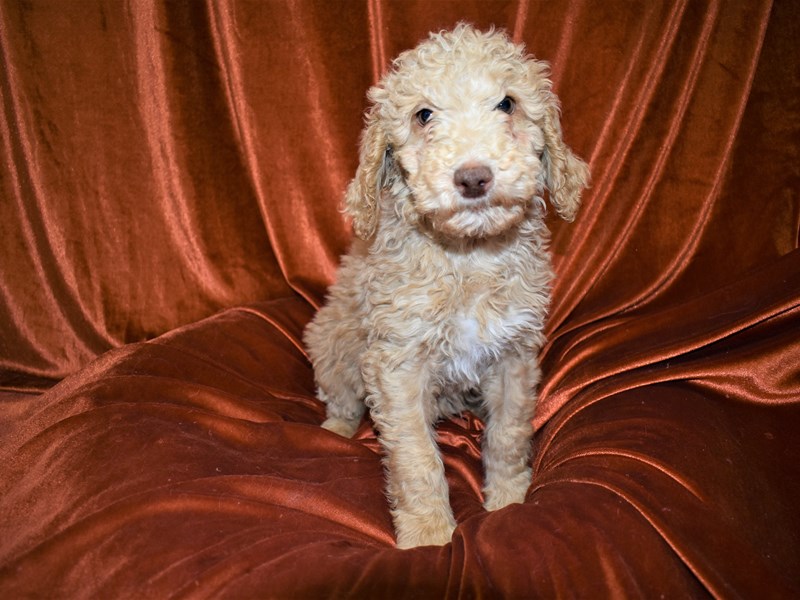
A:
[496,96,516,114]
[416,108,433,126]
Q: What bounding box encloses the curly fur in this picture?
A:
[304,23,589,548]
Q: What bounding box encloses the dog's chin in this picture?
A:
[432,204,526,239]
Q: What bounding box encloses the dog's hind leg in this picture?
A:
[319,390,365,438]
[304,303,367,438]
[316,336,366,437]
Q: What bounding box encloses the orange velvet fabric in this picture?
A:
[1,1,799,597]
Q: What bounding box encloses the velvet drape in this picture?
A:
[1,1,798,597]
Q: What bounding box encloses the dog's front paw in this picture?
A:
[394,509,456,549]
[321,416,360,438]
[483,468,531,511]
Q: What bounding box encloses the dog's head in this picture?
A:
[345,23,590,240]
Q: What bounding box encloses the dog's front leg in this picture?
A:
[362,349,456,548]
[481,352,540,511]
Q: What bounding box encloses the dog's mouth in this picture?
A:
[430,198,528,239]
[406,165,537,239]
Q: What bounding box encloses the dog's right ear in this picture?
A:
[344,103,393,240]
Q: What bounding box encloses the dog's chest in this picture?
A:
[437,303,534,387]
[365,235,550,386]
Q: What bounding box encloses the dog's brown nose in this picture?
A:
[454,165,493,198]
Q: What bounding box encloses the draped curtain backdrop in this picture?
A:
[1,0,799,597]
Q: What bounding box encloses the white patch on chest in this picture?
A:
[441,309,532,387]
[447,316,484,383]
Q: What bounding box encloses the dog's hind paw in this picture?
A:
[321,416,360,438]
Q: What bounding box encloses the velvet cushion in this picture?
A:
[2,261,798,596]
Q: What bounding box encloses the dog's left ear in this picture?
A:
[526,60,590,222]
[541,101,590,222]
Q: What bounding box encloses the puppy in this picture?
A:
[304,23,589,548]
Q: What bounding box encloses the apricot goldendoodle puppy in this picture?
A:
[304,23,589,549]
